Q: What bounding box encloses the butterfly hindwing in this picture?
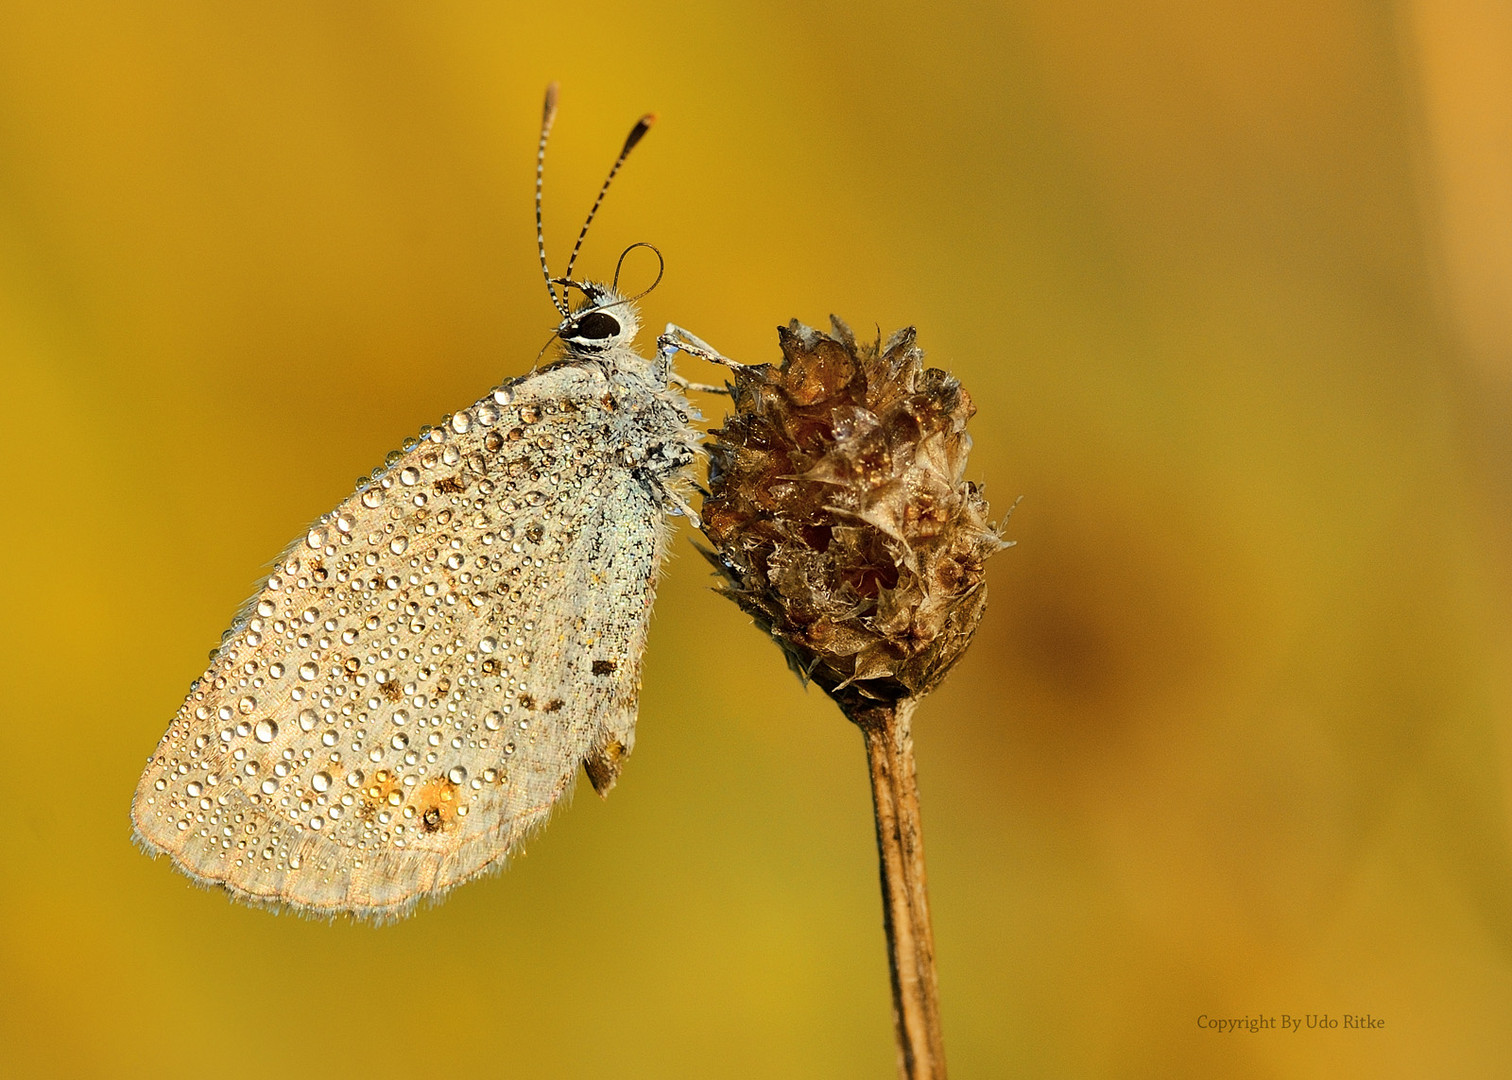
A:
[132,358,677,919]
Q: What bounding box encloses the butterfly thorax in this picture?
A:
[552,284,698,481]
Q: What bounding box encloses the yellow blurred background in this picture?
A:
[3,2,1510,1076]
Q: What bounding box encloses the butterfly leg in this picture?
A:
[643,473,702,529]
[667,371,730,395]
[656,322,743,384]
[659,323,744,367]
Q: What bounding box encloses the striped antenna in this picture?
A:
[562,111,657,287]
[536,82,568,316]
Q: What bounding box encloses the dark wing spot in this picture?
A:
[591,659,617,676]
[421,807,442,832]
[543,699,564,713]
[518,693,536,710]
[434,476,465,495]
[380,681,403,703]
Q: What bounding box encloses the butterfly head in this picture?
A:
[553,280,640,353]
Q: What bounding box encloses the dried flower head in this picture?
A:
[701,316,1007,715]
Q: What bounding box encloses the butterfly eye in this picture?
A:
[568,312,621,340]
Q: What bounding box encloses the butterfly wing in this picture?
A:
[131,361,669,919]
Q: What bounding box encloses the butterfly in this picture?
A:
[131,84,738,920]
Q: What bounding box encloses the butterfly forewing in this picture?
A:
[132,359,672,919]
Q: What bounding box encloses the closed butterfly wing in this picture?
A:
[132,359,677,920]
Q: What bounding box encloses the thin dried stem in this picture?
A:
[849,698,947,1079]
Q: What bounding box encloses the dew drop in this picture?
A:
[256,599,276,618]
[492,387,513,406]
[390,536,409,556]
[450,411,472,434]
[309,815,324,830]
[392,710,409,726]
[269,662,285,679]
[347,770,365,788]
[447,766,467,784]
[260,778,278,795]
[475,402,500,425]
[237,695,257,714]
[400,467,420,486]
[307,528,327,549]
[312,771,332,793]
[299,662,318,681]
[484,711,503,731]
[479,636,496,654]
[186,781,203,798]
[254,719,278,743]
[362,489,382,509]
[298,708,318,731]
[336,513,355,534]
[391,733,409,750]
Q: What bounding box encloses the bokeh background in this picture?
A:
[3,2,1510,1077]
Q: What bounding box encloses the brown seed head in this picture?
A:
[701,317,1008,714]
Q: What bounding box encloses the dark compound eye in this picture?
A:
[568,311,621,340]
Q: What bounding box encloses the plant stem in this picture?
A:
[849,697,947,1080]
